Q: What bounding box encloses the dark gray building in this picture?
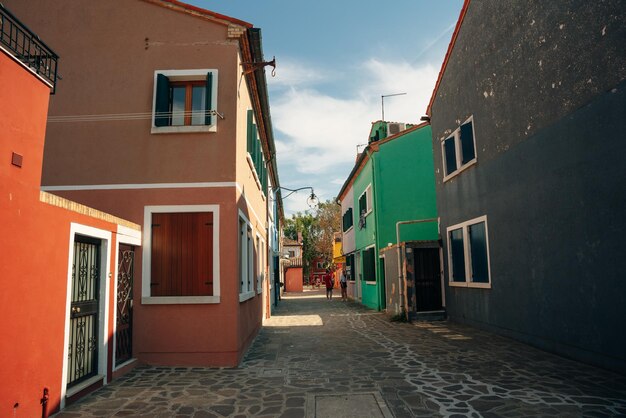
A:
[428,0,626,372]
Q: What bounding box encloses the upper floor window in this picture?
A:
[447,215,491,288]
[152,69,218,134]
[442,116,476,181]
[342,207,353,232]
[358,185,372,229]
[247,110,268,195]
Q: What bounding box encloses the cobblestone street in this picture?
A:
[56,290,626,417]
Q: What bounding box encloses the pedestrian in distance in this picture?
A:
[323,269,334,300]
[339,270,348,301]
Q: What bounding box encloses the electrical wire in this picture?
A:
[47,110,224,123]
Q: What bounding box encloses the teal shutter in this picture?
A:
[205,72,213,126]
[247,110,254,153]
[155,74,170,127]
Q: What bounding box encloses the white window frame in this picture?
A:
[446,215,491,289]
[358,184,373,218]
[364,244,377,285]
[441,115,477,182]
[151,69,219,134]
[239,211,255,302]
[141,205,221,304]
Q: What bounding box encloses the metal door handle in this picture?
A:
[71,307,81,313]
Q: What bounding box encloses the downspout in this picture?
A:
[396,217,439,321]
[365,147,383,310]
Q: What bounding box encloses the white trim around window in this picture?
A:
[239,210,255,302]
[441,115,477,182]
[151,69,219,134]
[446,215,491,289]
[141,205,221,304]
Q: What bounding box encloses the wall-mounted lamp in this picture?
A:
[275,186,319,208]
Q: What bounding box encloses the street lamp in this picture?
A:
[275,186,319,208]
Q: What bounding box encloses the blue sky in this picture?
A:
[189,0,464,215]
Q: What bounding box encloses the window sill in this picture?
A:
[443,158,477,182]
[151,125,216,134]
[449,281,491,289]
[343,226,354,234]
[239,290,255,302]
[142,296,220,304]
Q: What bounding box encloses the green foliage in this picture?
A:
[283,199,341,275]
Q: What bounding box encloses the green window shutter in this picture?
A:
[155,73,170,127]
[247,110,254,154]
[204,72,213,126]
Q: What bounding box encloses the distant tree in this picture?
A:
[283,200,341,274]
[313,200,341,268]
[283,212,317,275]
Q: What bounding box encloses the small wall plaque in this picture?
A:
[11,152,23,168]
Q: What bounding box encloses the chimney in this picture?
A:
[297,232,303,244]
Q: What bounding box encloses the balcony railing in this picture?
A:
[0,3,58,92]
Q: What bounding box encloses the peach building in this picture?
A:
[4,0,282,390]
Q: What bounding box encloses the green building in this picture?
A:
[338,121,441,316]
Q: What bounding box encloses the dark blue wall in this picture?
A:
[431,0,626,373]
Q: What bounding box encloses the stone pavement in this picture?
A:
[55,289,626,417]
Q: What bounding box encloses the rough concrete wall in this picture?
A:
[431,0,626,373]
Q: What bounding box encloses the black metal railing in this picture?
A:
[0,3,58,92]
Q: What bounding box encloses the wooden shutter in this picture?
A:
[155,73,170,127]
[151,212,213,296]
[205,72,213,126]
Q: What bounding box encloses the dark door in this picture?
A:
[115,244,134,366]
[413,248,442,312]
[68,236,100,387]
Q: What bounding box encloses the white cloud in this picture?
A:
[271,58,440,216]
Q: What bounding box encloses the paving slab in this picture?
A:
[54,289,626,417]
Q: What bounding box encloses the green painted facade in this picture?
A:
[351,123,438,311]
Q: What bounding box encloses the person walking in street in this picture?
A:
[323,269,334,300]
[339,270,348,301]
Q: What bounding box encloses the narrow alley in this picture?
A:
[55,290,626,418]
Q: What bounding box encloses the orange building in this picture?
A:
[0,5,141,415]
[4,0,281,390]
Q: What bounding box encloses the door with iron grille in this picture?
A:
[412,248,443,312]
[67,236,100,387]
[115,244,134,366]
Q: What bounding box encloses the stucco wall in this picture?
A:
[0,50,138,416]
[430,0,626,372]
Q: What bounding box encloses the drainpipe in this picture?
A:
[396,218,439,321]
[40,387,49,418]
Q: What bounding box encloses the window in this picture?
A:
[142,205,220,304]
[247,110,268,195]
[358,185,372,229]
[447,215,491,288]
[316,262,323,269]
[288,250,295,258]
[342,207,353,232]
[442,116,476,180]
[256,236,265,293]
[362,246,376,282]
[152,69,218,133]
[239,215,255,301]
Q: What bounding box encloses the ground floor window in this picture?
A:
[150,212,214,296]
[142,205,220,303]
[362,246,376,282]
[447,215,491,288]
[239,216,254,300]
[345,253,355,281]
